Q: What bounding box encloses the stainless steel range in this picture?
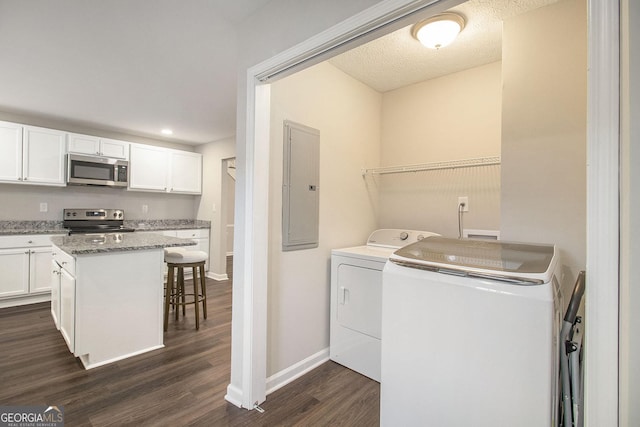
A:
[63,208,136,234]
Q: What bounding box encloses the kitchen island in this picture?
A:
[50,233,195,369]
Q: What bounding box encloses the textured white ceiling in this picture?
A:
[329,0,559,93]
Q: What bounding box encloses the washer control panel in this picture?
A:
[366,229,440,249]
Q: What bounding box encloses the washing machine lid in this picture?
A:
[389,236,556,285]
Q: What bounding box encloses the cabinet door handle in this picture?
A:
[28,240,33,244]
[61,261,67,265]
[24,251,29,254]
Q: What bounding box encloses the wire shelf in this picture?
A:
[362,156,501,176]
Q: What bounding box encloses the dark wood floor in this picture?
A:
[0,257,379,426]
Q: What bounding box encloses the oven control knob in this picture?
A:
[399,231,409,240]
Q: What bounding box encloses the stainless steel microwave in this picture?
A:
[67,154,129,187]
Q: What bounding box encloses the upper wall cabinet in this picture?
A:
[128,143,202,195]
[0,121,66,186]
[68,133,129,159]
[129,144,169,192]
[169,150,202,194]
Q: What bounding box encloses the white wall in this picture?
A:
[268,61,381,376]
[376,61,501,236]
[196,137,236,279]
[0,183,196,221]
[500,0,587,296]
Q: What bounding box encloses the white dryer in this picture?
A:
[330,229,439,381]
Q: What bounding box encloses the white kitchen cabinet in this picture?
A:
[52,245,75,335]
[0,248,30,298]
[0,121,23,182]
[128,143,202,194]
[0,121,66,186]
[59,266,76,353]
[129,143,169,191]
[22,126,67,185]
[169,151,202,194]
[0,234,66,308]
[51,259,61,330]
[0,246,52,299]
[68,133,129,159]
[29,246,55,293]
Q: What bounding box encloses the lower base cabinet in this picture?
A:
[0,234,64,308]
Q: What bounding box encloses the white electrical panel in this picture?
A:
[282,120,320,251]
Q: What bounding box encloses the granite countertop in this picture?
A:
[51,233,197,255]
[0,219,210,236]
[0,221,67,236]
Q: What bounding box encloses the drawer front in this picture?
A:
[52,246,75,276]
[0,234,64,249]
[176,229,209,239]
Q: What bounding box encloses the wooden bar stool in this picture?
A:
[164,248,208,331]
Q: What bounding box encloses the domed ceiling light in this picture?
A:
[411,13,466,49]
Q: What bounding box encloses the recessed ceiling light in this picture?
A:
[411,13,466,49]
[161,128,173,135]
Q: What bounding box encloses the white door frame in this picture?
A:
[584,0,620,425]
[233,1,620,425]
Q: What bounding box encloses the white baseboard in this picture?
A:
[225,384,244,408]
[266,348,330,395]
[207,272,229,281]
[0,293,51,309]
[226,251,234,256]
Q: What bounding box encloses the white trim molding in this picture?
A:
[266,348,330,395]
[584,0,620,426]
[207,272,229,281]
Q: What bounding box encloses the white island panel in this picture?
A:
[74,249,164,369]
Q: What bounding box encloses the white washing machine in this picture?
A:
[380,236,563,426]
[330,229,439,382]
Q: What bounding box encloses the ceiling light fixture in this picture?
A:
[411,13,466,49]
[161,128,173,135]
